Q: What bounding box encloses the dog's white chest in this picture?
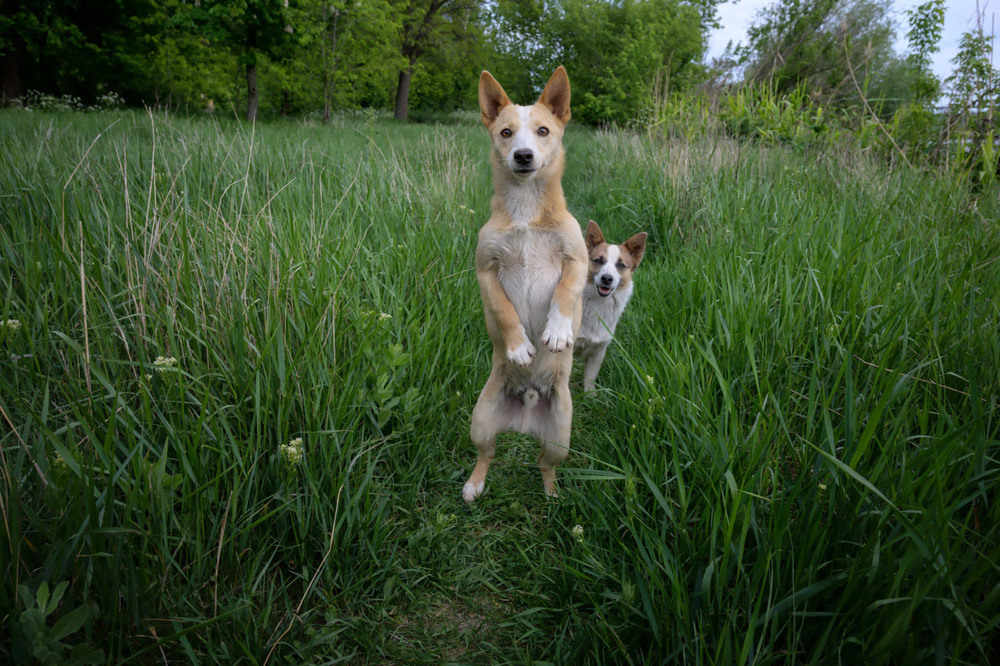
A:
[578,282,632,346]
[495,229,563,338]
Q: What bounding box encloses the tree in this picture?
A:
[313,0,401,121]
[904,0,945,104]
[185,0,294,121]
[0,0,157,104]
[735,0,895,107]
[393,0,481,121]
[486,0,711,126]
[557,0,705,125]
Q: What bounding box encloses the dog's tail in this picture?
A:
[522,387,539,408]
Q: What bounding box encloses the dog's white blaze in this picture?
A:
[594,245,622,291]
[508,106,538,164]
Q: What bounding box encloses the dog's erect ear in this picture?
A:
[585,220,605,251]
[623,232,648,267]
[479,71,511,127]
[538,66,571,125]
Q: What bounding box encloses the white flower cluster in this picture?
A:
[571,524,585,543]
[280,437,304,466]
[14,89,124,112]
[1,319,21,332]
[153,356,178,373]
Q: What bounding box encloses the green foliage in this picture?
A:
[0,0,158,102]
[14,582,103,665]
[561,0,705,125]
[312,0,404,115]
[737,0,895,107]
[946,27,999,188]
[948,29,998,114]
[719,83,840,145]
[393,0,487,119]
[488,0,711,126]
[904,0,945,103]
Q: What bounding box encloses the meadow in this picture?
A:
[1,108,999,664]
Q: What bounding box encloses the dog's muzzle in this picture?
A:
[597,274,615,297]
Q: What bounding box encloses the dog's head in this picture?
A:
[478,67,571,179]
[584,220,647,297]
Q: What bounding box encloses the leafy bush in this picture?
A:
[14,582,103,665]
[719,84,841,146]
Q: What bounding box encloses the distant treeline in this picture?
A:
[1,0,995,136]
[0,0,716,123]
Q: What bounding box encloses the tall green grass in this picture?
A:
[1,109,998,663]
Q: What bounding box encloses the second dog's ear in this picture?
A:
[623,232,648,267]
[538,66,571,125]
[479,71,511,127]
[585,220,605,250]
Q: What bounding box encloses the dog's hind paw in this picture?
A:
[542,313,574,353]
[506,340,536,366]
[462,480,485,503]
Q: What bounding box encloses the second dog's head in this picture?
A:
[478,67,571,179]
[585,221,647,297]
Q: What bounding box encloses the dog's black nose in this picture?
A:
[600,274,614,286]
[513,149,534,165]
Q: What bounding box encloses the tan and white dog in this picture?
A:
[575,221,647,392]
[463,66,588,503]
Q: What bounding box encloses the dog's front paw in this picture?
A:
[542,313,574,353]
[506,339,536,366]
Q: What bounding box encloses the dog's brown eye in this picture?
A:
[593,257,605,265]
[500,128,512,138]
[617,261,627,269]
[538,127,549,136]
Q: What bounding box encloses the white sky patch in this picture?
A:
[706,0,998,83]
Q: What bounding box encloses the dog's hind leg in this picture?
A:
[533,385,572,497]
[465,374,513,503]
[582,343,608,392]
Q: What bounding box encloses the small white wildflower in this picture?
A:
[153,356,178,373]
[378,312,392,322]
[145,374,153,382]
[645,374,654,385]
[280,437,304,466]
[894,282,902,291]
[818,483,827,491]
[571,524,584,543]
[688,334,694,340]
[2,319,21,332]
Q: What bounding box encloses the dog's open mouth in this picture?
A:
[597,285,613,297]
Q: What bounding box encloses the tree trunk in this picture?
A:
[246,60,258,122]
[1,45,23,105]
[394,65,413,121]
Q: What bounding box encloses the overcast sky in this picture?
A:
[706,0,998,82]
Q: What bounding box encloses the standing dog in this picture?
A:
[463,66,588,503]
[575,221,647,392]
